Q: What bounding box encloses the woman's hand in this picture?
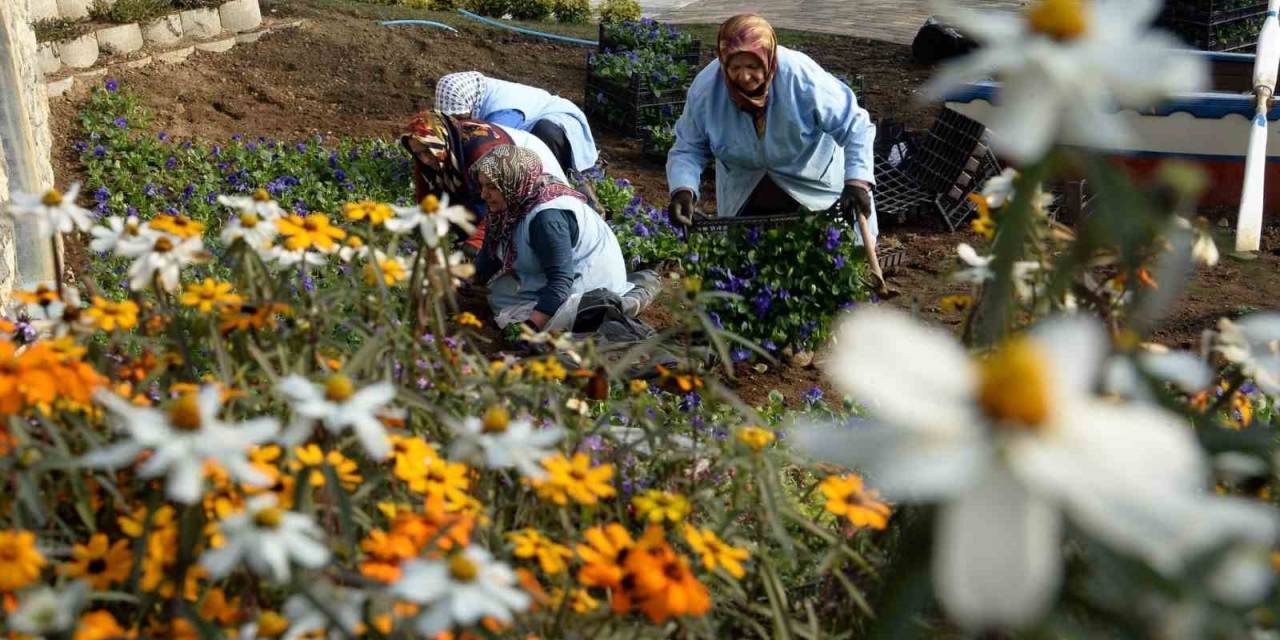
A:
[837,180,874,221]
[528,311,551,331]
[668,190,696,228]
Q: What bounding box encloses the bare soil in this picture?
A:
[45,0,1280,405]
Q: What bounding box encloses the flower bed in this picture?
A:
[0,80,894,638]
[599,19,701,68]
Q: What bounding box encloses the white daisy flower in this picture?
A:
[201,494,331,583]
[218,189,286,221]
[8,581,88,636]
[389,546,531,636]
[977,168,1055,211]
[449,408,564,479]
[1102,341,1212,401]
[220,211,278,249]
[88,215,143,254]
[337,240,370,264]
[264,246,330,271]
[1202,497,1280,607]
[115,228,207,292]
[953,243,1041,302]
[1214,314,1280,393]
[386,194,475,247]
[925,0,1207,162]
[280,581,367,640]
[6,184,94,239]
[276,374,395,459]
[82,385,279,504]
[436,250,477,288]
[794,307,1247,630]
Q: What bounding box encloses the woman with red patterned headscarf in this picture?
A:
[665,14,886,289]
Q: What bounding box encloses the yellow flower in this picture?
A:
[74,610,132,640]
[967,193,996,239]
[456,312,483,329]
[389,434,439,488]
[291,445,362,490]
[939,294,974,314]
[632,490,691,524]
[683,524,750,579]
[149,213,206,239]
[528,357,567,382]
[736,426,775,452]
[180,278,242,314]
[343,200,394,225]
[276,212,347,252]
[117,504,177,537]
[532,453,616,506]
[507,528,573,575]
[255,611,289,637]
[551,587,600,614]
[61,533,133,589]
[820,474,892,530]
[363,253,408,287]
[629,379,649,394]
[1025,0,1089,41]
[0,529,46,591]
[414,457,471,503]
[84,297,139,332]
[14,284,60,308]
[198,586,241,626]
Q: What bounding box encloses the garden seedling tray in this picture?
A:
[1162,0,1269,25]
[584,71,689,138]
[597,23,703,68]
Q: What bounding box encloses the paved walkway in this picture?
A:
[644,0,1027,44]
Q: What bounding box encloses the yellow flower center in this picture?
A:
[154,236,174,253]
[976,337,1053,430]
[241,213,259,228]
[253,507,283,529]
[324,374,354,402]
[168,394,202,432]
[253,189,271,202]
[482,406,510,434]
[1026,0,1090,41]
[448,554,478,582]
[1114,329,1140,352]
[41,189,63,207]
[420,194,440,213]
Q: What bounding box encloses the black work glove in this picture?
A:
[837,182,873,222]
[667,190,696,228]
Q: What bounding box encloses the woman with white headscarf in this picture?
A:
[435,72,599,177]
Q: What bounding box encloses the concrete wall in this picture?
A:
[1,0,57,295]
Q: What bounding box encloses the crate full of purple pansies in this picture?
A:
[598,19,704,69]
[585,48,694,137]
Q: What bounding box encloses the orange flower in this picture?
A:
[0,530,45,591]
[576,523,633,591]
[392,493,474,554]
[359,529,418,583]
[624,527,711,622]
[61,533,132,590]
[277,213,346,252]
[148,213,206,239]
[820,473,892,530]
[74,610,135,640]
[198,586,241,626]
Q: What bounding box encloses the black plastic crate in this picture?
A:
[1163,13,1266,50]
[1162,0,1269,25]
[583,70,689,138]
[597,22,703,68]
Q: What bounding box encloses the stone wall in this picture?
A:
[0,0,55,295]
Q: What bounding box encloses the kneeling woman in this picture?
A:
[471,145,633,331]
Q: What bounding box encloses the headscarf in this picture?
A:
[717,14,778,137]
[401,110,512,198]
[472,145,586,270]
[435,72,487,116]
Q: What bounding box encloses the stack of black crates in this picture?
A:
[1159,0,1270,52]
[583,21,703,141]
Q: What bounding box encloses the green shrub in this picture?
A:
[169,0,220,8]
[32,17,90,43]
[428,0,461,8]
[90,0,173,24]
[553,0,591,24]
[399,0,432,7]
[509,0,554,20]
[465,0,511,17]
[599,0,642,23]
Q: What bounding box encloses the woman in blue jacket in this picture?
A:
[435,72,599,176]
[666,14,887,289]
